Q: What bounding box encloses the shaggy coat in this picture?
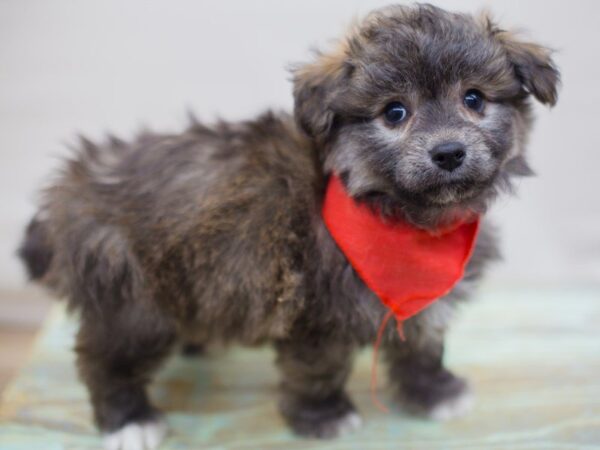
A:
[19,3,559,445]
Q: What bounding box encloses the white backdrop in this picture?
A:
[1,0,599,290]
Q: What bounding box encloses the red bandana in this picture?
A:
[322,174,480,328]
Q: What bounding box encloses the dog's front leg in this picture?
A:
[275,337,361,439]
[384,301,473,421]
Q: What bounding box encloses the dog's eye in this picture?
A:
[464,89,485,112]
[383,102,408,124]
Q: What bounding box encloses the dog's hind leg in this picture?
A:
[65,224,176,450]
[76,299,176,450]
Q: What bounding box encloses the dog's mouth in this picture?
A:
[385,173,496,209]
[358,180,479,210]
[351,167,497,221]
[419,178,486,204]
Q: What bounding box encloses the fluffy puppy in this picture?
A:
[19,4,559,449]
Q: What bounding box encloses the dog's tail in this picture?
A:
[18,215,55,284]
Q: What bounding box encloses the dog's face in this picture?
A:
[293,4,559,226]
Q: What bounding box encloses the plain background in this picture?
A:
[0,0,598,291]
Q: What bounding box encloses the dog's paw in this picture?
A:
[426,384,473,421]
[280,393,362,439]
[321,410,363,437]
[399,370,473,421]
[292,409,363,439]
[103,418,167,450]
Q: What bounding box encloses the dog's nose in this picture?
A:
[430,142,466,172]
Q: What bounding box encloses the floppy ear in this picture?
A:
[292,44,353,142]
[485,18,560,105]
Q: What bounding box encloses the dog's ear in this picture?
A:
[484,16,560,106]
[292,44,353,142]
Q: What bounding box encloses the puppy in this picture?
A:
[19,4,559,449]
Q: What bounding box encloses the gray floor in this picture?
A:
[1,286,599,449]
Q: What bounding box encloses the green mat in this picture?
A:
[1,286,599,449]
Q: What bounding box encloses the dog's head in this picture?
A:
[293,4,559,227]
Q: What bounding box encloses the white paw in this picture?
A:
[103,419,168,450]
[333,411,363,436]
[427,388,474,421]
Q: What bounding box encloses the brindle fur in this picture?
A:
[19,4,558,443]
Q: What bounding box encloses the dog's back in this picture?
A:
[19,111,318,342]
